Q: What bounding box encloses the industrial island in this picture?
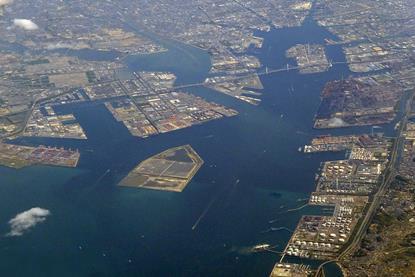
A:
[0,143,79,169]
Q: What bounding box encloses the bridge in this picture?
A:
[156,57,398,94]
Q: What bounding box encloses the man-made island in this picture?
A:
[118,145,203,192]
[0,143,80,169]
[286,44,330,74]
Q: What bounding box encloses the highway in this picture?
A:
[0,97,39,140]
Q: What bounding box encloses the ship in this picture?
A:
[252,244,271,252]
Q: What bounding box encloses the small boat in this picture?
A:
[298,147,302,152]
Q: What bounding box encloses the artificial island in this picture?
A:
[119,145,203,192]
[0,142,79,169]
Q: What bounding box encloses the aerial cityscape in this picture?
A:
[0,0,414,276]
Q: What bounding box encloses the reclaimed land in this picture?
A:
[118,144,203,192]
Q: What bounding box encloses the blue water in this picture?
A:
[0,19,385,276]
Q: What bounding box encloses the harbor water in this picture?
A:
[0,19,378,276]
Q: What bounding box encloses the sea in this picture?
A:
[0,16,397,277]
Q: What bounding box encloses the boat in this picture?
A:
[298,147,302,152]
[252,244,271,252]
